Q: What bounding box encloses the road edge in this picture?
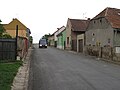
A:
[11,47,33,90]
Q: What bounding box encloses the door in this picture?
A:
[72,40,77,51]
[78,39,83,52]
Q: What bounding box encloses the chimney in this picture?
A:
[87,18,90,20]
[13,18,17,20]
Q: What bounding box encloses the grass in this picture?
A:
[0,61,23,90]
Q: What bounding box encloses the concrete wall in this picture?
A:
[62,30,66,49]
[86,18,114,47]
[66,19,72,50]
[85,45,120,63]
[17,37,28,59]
[114,29,120,46]
[57,30,66,50]
[57,35,62,49]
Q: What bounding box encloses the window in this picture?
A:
[67,37,69,44]
[92,33,95,36]
[100,19,102,23]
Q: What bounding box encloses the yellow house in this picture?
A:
[3,18,29,39]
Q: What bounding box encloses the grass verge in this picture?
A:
[0,61,23,90]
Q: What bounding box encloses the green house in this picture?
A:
[57,29,66,49]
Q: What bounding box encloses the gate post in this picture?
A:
[15,25,18,60]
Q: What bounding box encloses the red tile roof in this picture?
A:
[93,7,120,29]
[69,18,89,32]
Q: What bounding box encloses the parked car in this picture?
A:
[39,39,47,48]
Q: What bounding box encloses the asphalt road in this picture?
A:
[29,45,120,90]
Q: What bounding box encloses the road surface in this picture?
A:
[29,45,120,90]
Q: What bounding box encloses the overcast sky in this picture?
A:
[1,0,120,43]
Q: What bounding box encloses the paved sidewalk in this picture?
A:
[11,47,33,90]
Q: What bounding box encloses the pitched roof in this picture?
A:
[69,18,89,32]
[57,27,66,37]
[53,26,65,34]
[93,7,120,29]
[3,18,27,30]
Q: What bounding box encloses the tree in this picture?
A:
[0,20,5,37]
[2,33,12,38]
[42,34,51,45]
[42,33,51,40]
[29,36,33,43]
[0,20,12,38]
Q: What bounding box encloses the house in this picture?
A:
[54,29,59,47]
[85,7,120,61]
[86,7,120,47]
[57,26,66,49]
[66,18,89,51]
[48,34,54,46]
[53,26,65,47]
[3,18,31,58]
[3,18,31,39]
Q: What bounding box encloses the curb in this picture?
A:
[11,47,33,90]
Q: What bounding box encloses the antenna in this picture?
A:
[83,12,86,19]
[83,12,87,19]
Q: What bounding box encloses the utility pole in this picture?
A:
[15,25,18,60]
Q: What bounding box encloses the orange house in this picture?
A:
[3,18,29,39]
[3,18,31,58]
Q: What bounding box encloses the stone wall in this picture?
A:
[85,45,120,63]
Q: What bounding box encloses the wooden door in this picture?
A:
[78,39,83,52]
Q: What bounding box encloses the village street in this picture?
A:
[28,45,120,90]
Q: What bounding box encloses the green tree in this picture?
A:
[0,20,5,37]
[42,34,51,45]
[2,34,12,38]
[42,33,51,40]
[29,36,33,43]
[0,20,12,38]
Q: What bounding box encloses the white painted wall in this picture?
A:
[54,26,66,41]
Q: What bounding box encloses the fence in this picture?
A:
[0,38,16,61]
[0,37,29,62]
[85,45,120,63]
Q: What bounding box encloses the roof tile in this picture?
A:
[93,7,120,29]
[69,19,89,31]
